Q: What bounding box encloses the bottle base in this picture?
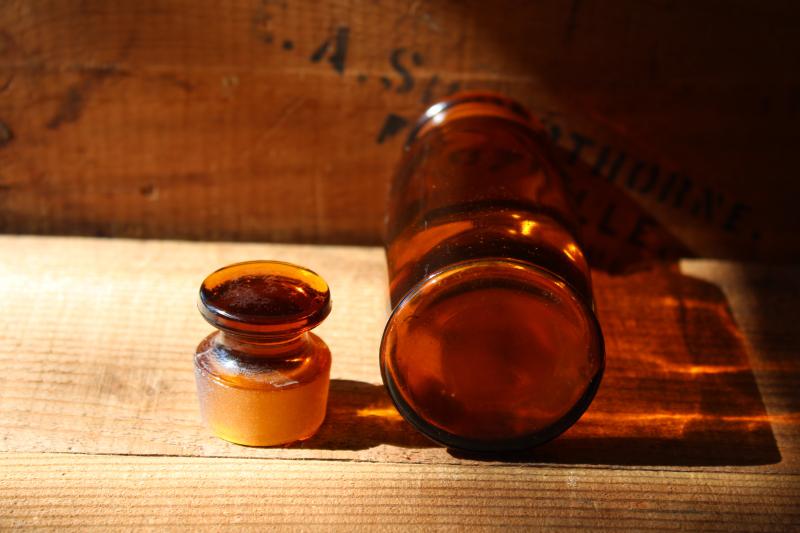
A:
[380,258,605,452]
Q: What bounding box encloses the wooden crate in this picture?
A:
[0,1,798,261]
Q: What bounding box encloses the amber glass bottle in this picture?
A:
[380,93,604,452]
[194,261,332,446]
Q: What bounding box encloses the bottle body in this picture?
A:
[380,93,604,452]
[195,331,330,446]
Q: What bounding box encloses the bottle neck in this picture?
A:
[215,330,310,358]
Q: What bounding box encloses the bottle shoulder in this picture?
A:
[194,332,331,391]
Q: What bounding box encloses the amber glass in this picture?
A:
[380,93,604,452]
[194,260,332,446]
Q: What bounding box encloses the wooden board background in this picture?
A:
[0,1,798,262]
[0,236,798,528]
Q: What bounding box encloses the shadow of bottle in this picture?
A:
[298,379,434,450]
[450,264,782,466]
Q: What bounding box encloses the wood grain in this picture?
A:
[0,1,798,260]
[0,235,798,529]
[1,453,798,530]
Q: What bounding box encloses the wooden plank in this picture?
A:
[0,1,798,260]
[1,235,799,529]
[1,453,798,530]
[0,235,797,472]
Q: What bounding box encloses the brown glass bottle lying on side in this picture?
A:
[380,93,605,452]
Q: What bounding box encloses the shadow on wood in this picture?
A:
[452,264,781,466]
[297,379,434,450]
